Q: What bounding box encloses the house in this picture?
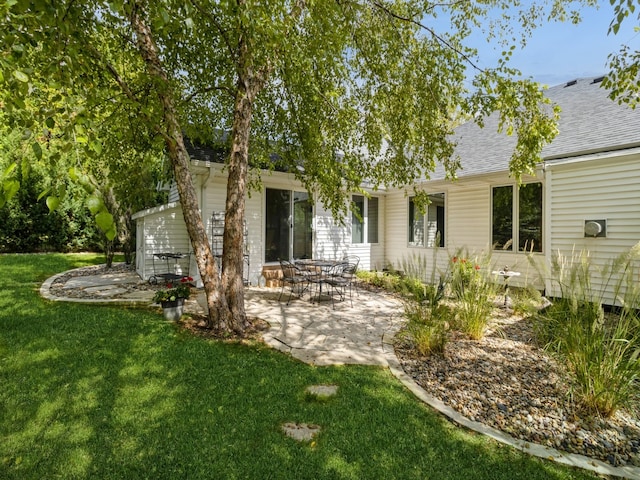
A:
[133,76,640,300]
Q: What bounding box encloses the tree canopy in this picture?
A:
[2,0,611,331]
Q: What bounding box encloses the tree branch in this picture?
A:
[368,0,483,73]
[183,84,234,103]
[188,0,237,62]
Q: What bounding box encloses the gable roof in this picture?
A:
[431,76,640,181]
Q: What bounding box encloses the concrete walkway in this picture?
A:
[39,267,640,479]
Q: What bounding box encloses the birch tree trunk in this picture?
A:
[129,0,231,330]
[220,26,267,333]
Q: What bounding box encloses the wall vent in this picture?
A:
[584,219,607,238]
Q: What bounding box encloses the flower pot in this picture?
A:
[161,297,185,321]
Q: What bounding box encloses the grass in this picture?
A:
[0,253,599,479]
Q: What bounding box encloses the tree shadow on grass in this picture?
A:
[0,255,597,480]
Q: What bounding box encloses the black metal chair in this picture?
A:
[279,260,310,305]
[324,262,357,309]
[341,255,360,295]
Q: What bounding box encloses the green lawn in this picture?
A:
[0,253,597,479]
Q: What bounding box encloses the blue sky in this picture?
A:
[466,2,640,87]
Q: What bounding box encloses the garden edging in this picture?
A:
[384,346,640,480]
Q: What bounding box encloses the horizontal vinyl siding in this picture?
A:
[384,191,407,268]
[140,206,191,282]
[313,199,350,261]
[245,192,262,284]
[548,154,640,302]
[446,184,489,250]
[383,179,545,288]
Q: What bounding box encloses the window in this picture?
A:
[265,188,312,262]
[408,193,445,247]
[351,195,379,244]
[492,182,542,252]
[368,197,379,244]
[352,195,364,243]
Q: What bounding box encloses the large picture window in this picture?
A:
[351,195,379,244]
[408,193,445,248]
[492,182,542,252]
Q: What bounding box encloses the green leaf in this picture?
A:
[13,70,29,82]
[68,167,79,181]
[3,180,20,201]
[105,227,117,241]
[32,142,42,160]
[95,211,114,233]
[90,140,103,155]
[56,183,66,200]
[37,187,51,201]
[46,117,55,128]
[86,195,104,215]
[3,162,18,178]
[46,195,60,212]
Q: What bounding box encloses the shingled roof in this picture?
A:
[431,76,640,181]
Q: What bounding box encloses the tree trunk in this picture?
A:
[128,1,231,330]
[220,84,252,332]
[220,14,269,333]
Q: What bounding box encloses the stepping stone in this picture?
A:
[84,286,128,296]
[305,384,338,399]
[281,422,321,442]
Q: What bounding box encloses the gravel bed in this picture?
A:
[395,307,640,468]
[49,262,160,299]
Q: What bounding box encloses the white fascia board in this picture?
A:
[132,202,181,220]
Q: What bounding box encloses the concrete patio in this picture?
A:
[41,268,404,367]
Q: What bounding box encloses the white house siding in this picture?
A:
[315,194,386,271]
[133,203,191,282]
[383,175,545,288]
[313,198,350,262]
[546,151,640,303]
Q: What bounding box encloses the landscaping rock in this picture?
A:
[395,308,640,468]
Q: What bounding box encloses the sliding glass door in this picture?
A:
[265,188,312,263]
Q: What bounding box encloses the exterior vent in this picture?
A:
[592,76,605,84]
[584,219,607,238]
[565,80,577,87]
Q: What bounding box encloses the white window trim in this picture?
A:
[408,194,446,248]
[491,182,544,254]
[351,195,379,245]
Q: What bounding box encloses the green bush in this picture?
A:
[509,286,543,316]
[0,158,103,253]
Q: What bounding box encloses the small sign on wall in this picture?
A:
[584,219,607,238]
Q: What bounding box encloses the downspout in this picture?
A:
[193,164,213,288]
[541,161,552,297]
